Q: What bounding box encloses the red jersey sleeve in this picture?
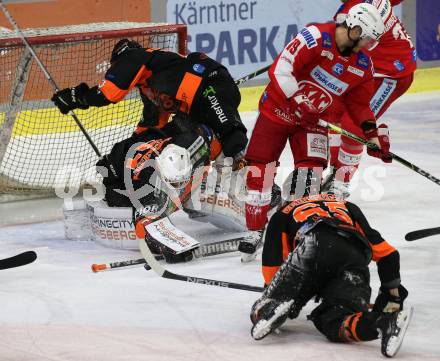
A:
[390,0,404,5]
[268,26,322,100]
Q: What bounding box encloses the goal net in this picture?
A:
[0,22,187,200]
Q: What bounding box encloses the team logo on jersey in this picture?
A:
[299,28,317,49]
[321,32,332,48]
[298,80,333,112]
[332,63,344,76]
[348,65,365,77]
[393,60,405,72]
[356,52,370,70]
[193,63,206,74]
[310,66,349,95]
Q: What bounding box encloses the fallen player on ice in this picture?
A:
[250,193,413,358]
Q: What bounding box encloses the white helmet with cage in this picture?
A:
[156,144,192,189]
[346,2,385,41]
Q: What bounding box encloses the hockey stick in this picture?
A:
[405,227,440,241]
[92,236,243,272]
[235,65,270,87]
[0,1,102,158]
[0,251,37,270]
[318,120,440,187]
[138,238,264,292]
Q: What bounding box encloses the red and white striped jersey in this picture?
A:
[260,23,375,127]
[335,0,417,79]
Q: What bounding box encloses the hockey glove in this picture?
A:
[52,83,90,114]
[373,284,408,313]
[292,92,320,131]
[144,231,194,263]
[362,122,392,163]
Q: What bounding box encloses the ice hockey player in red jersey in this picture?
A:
[51,40,248,161]
[250,193,413,358]
[324,0,416,197]
[242,3,389,256]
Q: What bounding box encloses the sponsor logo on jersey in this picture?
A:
[370,78,397,116]
[298,81,333,112]
[321,32,332,48]
[321,50,334,61]
[204,86,228,123]
[332,63,344,76]
[274,107,295,124]
[412,49,417,62]
[356,52,370,70]
[310,66,349,95]
[384,13,398,32]
[393,60,405,72]
[300,28,317,49]
[193,63,206,74]
[307,133,328,160]
[347,65,365,77]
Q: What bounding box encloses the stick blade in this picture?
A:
[0,251,37,270]
[405,227,440,241]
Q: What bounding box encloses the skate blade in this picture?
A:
[251,300,293,340]
[384,306,414,358]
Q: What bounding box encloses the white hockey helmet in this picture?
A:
[156,144,192,189]
[346,2,385,41]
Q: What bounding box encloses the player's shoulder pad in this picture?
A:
[297,26,322,49]
[105,48,151,80]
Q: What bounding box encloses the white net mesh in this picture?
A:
[0,22,185,198]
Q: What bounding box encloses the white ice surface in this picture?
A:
[1,91,440,361]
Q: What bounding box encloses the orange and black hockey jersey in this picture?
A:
[83,48,226,128]
[262,194,400,288]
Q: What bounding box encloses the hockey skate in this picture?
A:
[376,307,414,358]
[238,230,263,263]
[250,298,294,340]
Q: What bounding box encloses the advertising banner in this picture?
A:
[167,0,337,78]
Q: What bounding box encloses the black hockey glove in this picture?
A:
[52,83,90,114]
[373,284,408,313]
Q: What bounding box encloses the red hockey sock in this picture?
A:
[245,161,277,231]
[335,114,364,182]
[328,130,341,168]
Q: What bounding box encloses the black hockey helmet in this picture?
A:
[110,38,142,63]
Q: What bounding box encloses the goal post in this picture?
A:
[0,22,187,199]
